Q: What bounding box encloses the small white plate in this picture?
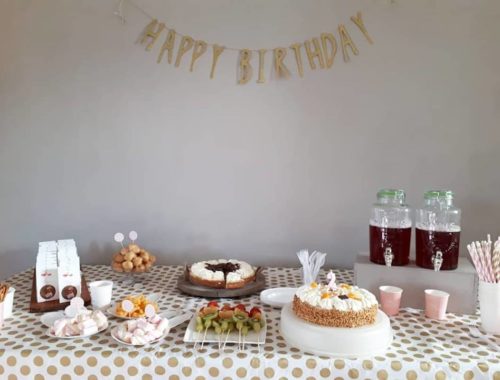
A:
[260,287,297,308]
[46,324,108,339]
[111,312,192,346]
[183,311,267,345]
[41,311,66,328]
[110,326,167,346]
[106,293,162,319]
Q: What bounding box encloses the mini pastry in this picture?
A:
[112,243,156,273]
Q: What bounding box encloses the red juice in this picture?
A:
[415,228,460,270]
[369,225,411,266]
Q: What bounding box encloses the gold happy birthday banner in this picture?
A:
[137,11,373,84]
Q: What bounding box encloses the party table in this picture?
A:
[0,265,499,380]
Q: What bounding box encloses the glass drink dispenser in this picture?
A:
[369,189,412,266]
[416,190,461,271]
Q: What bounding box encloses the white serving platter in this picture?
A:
[41,311,66,328]
[260,287,297,308]
[280,303,393,358]
[183,311,267,345]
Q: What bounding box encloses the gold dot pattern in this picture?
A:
[0,265,498,379]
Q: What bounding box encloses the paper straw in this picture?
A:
[483,239,497,282]
[471,243,487,282]
[467,244,484,281]
[493,248,500,283]
[476,241,494,283]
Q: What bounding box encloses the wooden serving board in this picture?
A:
[29,269,91,313]
[177,266,266,298]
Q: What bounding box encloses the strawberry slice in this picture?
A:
[234,304,246,312]
[249,307,262,318]
[207,301,219,308]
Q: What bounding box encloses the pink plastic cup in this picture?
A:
[425,289,449,320]
[379,286,403,316]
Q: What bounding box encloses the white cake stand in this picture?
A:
[280,303,393,358]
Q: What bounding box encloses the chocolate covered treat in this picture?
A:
[189,259,256,289]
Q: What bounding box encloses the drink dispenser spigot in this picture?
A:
[369,189,412,267]
[384,247,394,267]
[432,251,443,271]
[416,191,461,271]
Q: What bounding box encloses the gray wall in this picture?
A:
[1,0,499,280]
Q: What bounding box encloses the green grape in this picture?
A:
[242,326,249,336]
[252,322,261,332]
[214,326,222,334]
[204,320,212,329]
[196,316,202,324]
[196,323,204,332]
[236,321,243,330]
[221,320,229,331]
[204,312,218,320]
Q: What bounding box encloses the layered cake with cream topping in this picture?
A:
[293,272,378,328]
[189,259,256,289]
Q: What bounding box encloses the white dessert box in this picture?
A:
[35,239,82,303]
[36,244,59,303]
[57,240,81,302]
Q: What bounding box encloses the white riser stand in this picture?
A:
[354,254,478,315]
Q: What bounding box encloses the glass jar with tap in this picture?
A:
[369,189,412,267]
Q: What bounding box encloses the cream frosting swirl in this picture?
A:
[295,283,378,312]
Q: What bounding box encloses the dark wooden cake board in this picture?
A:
[29,269,91,313]
[177,266,266,298]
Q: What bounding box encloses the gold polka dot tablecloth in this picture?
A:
[1,265,499,380]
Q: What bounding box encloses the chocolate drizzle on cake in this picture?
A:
[338,295,349,300]
[205,262,240,279]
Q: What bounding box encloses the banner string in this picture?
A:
[115,0,394,53]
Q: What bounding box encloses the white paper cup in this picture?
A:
[88,280,113,309]
[425,289,449,320]
[3,288,15,319]
[479,281,500,335]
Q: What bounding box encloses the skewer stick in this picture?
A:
[238,328,241,351]
[222,329,231,351]
[200,326,209,350]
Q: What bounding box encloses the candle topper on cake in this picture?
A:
[326,270,337,290]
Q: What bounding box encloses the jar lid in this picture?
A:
[377,189,406,202]
[424,190,454,200]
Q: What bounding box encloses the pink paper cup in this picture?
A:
[379,286,403,316]
[425,289,449,320]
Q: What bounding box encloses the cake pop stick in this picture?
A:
[114,232,125,248]
[129,231,138,243]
